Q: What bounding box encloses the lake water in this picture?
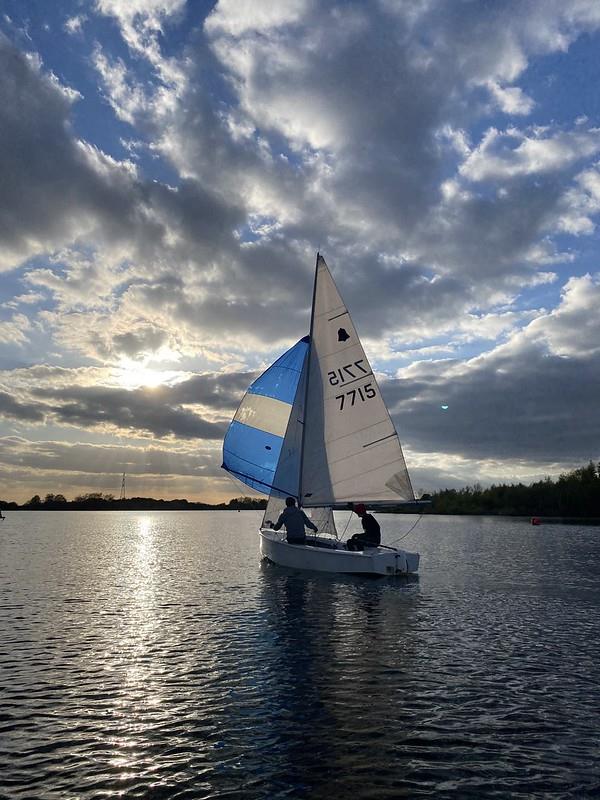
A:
[1,511,599,799]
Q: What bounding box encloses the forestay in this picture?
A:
[301,256,414,507]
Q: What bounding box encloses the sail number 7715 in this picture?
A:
[335,383,376,410]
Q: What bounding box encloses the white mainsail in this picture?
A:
[300,255,414,507]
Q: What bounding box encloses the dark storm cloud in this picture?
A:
[385,346,600,463]
[0,391,46,423]
[167,371,256,408]
[30,384,227,440]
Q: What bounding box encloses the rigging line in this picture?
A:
[339,509,354,542]
[387,513,424,545]
[299,252,319,506]
[223,466,293,497]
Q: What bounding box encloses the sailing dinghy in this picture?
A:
[222,254,420,576]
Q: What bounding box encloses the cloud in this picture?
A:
[0,35,138,270]
[34,384,228,440]
[460,126,600,182]
[556,165,600,234]
[55,0,600,361]
[0,436,220,477]
[24,249,123,309]
[485,81,534,116]
[0,391,45,422]
[385,275,600,463]
[524,273,600,356]
[205,0,308,37]
[0,363,252,440]
[3,2,600,499]
[64,15,87,35]
[0,313,32,345]
[0,436,232,503]
[95,0,186,60]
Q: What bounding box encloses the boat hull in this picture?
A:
[259,529,419,575]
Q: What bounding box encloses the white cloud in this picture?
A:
[6,292,46,308]
[556,165,600,234]
[64,15,87,35]
[485,81,535,115]
[95,0,186,50]
[24,250,125,310]
[93,48,150,124]
[0,313,32,345]
[525,273,600,357]
[205,0,309,36]
[460,126,600,182]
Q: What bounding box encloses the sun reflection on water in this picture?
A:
[110,515,165,763]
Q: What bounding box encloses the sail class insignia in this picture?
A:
[337,328,350,342]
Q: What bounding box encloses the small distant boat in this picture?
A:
[222,254,421,576]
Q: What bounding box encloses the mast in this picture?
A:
[298,252,319,506]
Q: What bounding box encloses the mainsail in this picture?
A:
[300,255,414,507]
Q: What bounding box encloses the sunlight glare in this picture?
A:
[115,358,176,389]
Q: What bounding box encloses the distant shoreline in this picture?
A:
[2,462,599,519]
[0,497,267,513]
[1,504,599,524]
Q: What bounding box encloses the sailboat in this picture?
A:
[222,254,420,576]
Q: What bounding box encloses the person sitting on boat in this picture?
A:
[272,497,318,545]
[346,504,381,550]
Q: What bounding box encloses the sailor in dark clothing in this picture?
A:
[346,503,381,550]
[273,497,318,544]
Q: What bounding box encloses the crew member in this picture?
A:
[273,497,318,544]
[346,503,380,550]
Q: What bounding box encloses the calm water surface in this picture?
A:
[1,511,599,799]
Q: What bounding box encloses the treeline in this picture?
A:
[424,462,600,517]
[0,493,267,512]
[2,463,598,517]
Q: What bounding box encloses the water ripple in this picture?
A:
[1,512,600,798]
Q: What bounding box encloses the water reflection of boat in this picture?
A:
[250,561,420,794]
[222,254,422,576]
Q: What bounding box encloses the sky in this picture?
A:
[1,0,600,504]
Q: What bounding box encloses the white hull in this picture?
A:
[259,529,419,576]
